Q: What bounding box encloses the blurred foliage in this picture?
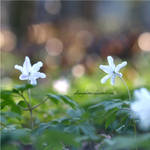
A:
[1,1,150,149]
[1,52,150,150]
[1,70,150,150]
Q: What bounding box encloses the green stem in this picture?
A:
[18,91,33,129]
[119,77,131,100]
[31,96,48,110]
[20,97,48,111]
[28,88,33,129]
[134,122,138,150]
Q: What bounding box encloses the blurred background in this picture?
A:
[1,0,150,96]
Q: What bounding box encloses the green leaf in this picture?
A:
[0,90,14,108]
[33,129,79,150]
[1,100,21,114]
[0,90,14,109]
[79,122,98,140]
[104,108,118,129]
[1,112,22,120]
[47,94,78,109]
[52,117,71,125]
[66,109,83,118]
[64,125,80,135]
[33,122,52,135]
[89,99,128,111]
[13,84,34,92]
[105,112,116,129]
[104,133,150,150]
[1,145,18,150]
[47,94,61,104]
[11,105,21,114]
[1,128,31,147]
[59,95,78,109]
[0,90,21,113]
[17,100,27,108]
[0,99,14,110]
[0,90,12,100]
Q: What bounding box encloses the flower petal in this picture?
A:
[101,74,111,84]
[32,61,43,72]
[131,88,150,128]
[111,74,116,85]
[14,65,23,72]
[31,72,46,79]
[37,72,46,78]
[99,65,112,74]
[19,74,29,80]
[134,88,150,100]
[23,56,32,74]
[29,78,37,85]
[107,56,115,70]
[116,72,122,78]
[115,61,127,72]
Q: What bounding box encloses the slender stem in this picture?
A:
[20,97,48,111]
[18,105,29,111]
[120,77,137,149]
[30,109,33,129]
[18,90,48,129]
[28,89,31,105]
[31,96,48,110]
[28,88,33,129]
[18,91,33,129]
[18,92,29,107]
[119,77,131,100]
[134,122,138,150]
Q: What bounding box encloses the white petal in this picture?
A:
[99,65,112,74]
[116,72,122,78]
[14,65,23,72]
[131,88,150,128]
[101,74,111,84]
[115,61,127,72]
[30,78,37,85]
[32,61,43,72]
[111,74,116,85]
[23,56,32,74]
[31,72,46,79]
[37,72,46,78]
[134,88,150,100]
[107,56,115,70]
[19,74,29,80]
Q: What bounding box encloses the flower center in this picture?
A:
[28,72,31,76]
[113,71,116,74]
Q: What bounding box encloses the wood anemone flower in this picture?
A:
[15,56,46,85]
[99,56,127,85]
[131,88,150,129]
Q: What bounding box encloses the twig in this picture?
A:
[31,96,48,110]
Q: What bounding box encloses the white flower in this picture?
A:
[53,78,70,94]
[14,56,46,85]
[99,56,127,85]
[131,88,150,129]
